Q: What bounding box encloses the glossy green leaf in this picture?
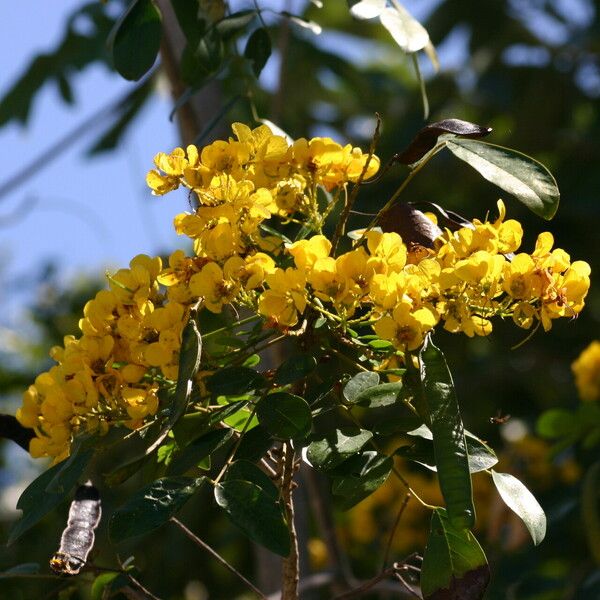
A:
[91,572,122,600]
[373,414,423,435]
[8,447,91,544]
[306,428,373,470]
[331,451,393,510]
[411,337,475,529]
[207,366,266,396]
[167,429,233,476]
[235,425,273,462]
[396,434,498,473]
[215,479,290,556]
[244,28,272,78]
[446,139,560,220]
[421,509,490,600]
[109,477,203,542]
[256,392,312,440]
[108,0,162,81]
[343,371,380,403]
[491,471,546,545]
[353,381,404,408]
[273,353,317,385]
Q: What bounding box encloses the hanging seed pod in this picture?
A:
[50,482,101,575]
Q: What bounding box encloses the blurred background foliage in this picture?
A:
[0,0,598,598]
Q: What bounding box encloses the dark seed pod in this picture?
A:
[379,203,443,248]
[50,482,101,576]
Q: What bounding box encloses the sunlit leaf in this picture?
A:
[343,371,380,403]
[379,5,429,53]
[446,139,560,219]
[491,471,546,545]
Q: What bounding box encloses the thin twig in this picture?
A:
[382,492,412,569]
[331,115,382,253]
[171,517,268,599]
[332,567,396,600]
[393,571,422,599]
[281,442,300,600]
[117,554,163,600]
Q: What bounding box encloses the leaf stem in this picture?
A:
[171,517,268,599]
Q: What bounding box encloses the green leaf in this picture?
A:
[256,392,312,440]
[235,425,273,462]
[396,434,498,473]
[491,471,546,545]
[244,28,272,78]
[536,408,579,439]
[91,572,122,600]
[104,454,150,487]
[343,371,380,403]
[410,337,475,529]
[8,448,91,544]
[109,477,203,542]
[421,509,490,600]
[331,451,393,510]
[353,381,404,408]
[108,0,162,81]
[171,0,208,45]
[373,414,423,435]
[582,460,600,564]
[273,353,317,385]
[145,311,202,454]
[225,460,278,499]
[207,366,266,396]
[306,428,372,470]
[215,480,290,556]
[167,429,233,476]
[446,139,560,220]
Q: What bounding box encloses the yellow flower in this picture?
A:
[258,268,307,327]
[572,341,600,401]
[189,258,243,313]
[366,231,407,274]
[373,302,438,350]
[289,235,332,270]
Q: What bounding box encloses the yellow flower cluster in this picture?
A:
[147,122,380,261]
[255,200,590,349]
[572,341,600,401]
[17,255,191,461]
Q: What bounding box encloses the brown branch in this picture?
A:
[117,555,163,600]
[281,442,299,600]
[171,517,268,599]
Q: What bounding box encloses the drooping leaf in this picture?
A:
[331,451,393,510]
[145,311,202,454]
[306,428,373,470]
[421,509,490,600]
[379,203,443,248]
[256,392,312,440]
[446,139,560,220]
[396,119,492,165]
[343,371,380,403]
[244,28,272,78]
[108,0,162,81]
[0,414,35,450]
[215,479,290,556]
[167,429,233,476]
[109,477,203,542]
[379,4,429,53]
[207,366,267,396]
[396,434,498,473]
[9,448,91,544]
[171,0,209,45]
[273,353,317,385]
[491,471,546,546]
[409,336,475,529]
